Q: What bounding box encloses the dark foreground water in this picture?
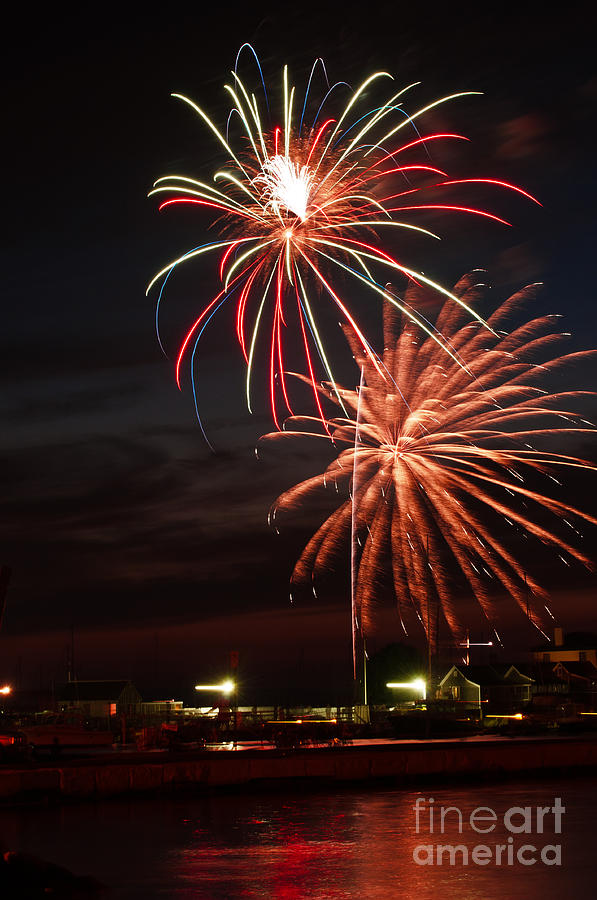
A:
[1,775,595,898]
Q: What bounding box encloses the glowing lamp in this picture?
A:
[194,680,235,695]
[386,678,426,700]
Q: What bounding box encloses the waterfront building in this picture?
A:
[437,664,534,714]
[56,680,142,719]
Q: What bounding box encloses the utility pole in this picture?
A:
[351,366,369,719]
[363,637,368,706]
[67,625,75,683]
[427,601,432,685]
[425,535,433,693]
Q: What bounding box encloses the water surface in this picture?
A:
[1,775,594,898]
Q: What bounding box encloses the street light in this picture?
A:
[386,678,427,701]
[194,680,235,695]
[0,685,11,696]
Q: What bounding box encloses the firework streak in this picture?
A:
[147,47,539,432]
[261,273,597,649]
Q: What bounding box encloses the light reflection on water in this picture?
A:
[0,776,594,898]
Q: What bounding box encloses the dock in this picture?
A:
[1,735,596,802]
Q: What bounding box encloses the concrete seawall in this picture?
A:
[1,737,595,802]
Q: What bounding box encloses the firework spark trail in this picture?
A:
[260,274,597,650]
[147,47,539,432]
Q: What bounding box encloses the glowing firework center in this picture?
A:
[256,155,315,223]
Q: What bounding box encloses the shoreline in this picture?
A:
[1,734,595,804]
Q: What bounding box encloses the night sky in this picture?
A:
[3,4,596,703]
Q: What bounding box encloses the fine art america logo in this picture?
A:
[412,797,565,867]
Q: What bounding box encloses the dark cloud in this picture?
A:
[6,383,144,423]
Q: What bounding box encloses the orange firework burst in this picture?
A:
[261,273,597,650]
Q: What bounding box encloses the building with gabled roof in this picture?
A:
[437,664,534,714]
[56,680,142,719]
[524,658,597,710]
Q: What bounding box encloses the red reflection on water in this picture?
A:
[0,780,591,898]
[170,787,576,899]
[271,840,350,899]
